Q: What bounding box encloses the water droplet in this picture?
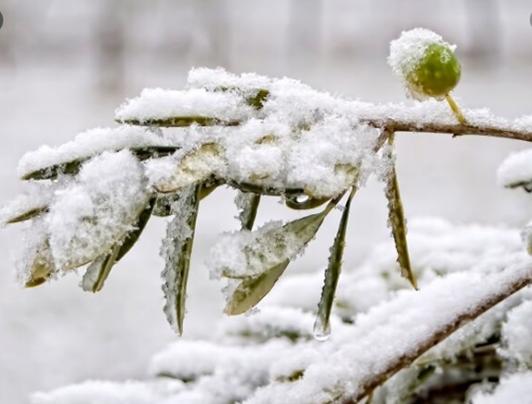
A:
[313,317,331,341]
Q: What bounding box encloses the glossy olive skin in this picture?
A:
[407,43,461,99]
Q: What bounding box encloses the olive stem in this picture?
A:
[444,93,467,125]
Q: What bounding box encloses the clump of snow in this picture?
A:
[46,150,149,270]
[471,372,532,404]
[216,307,321,342]
[497,148,532,189]
[115,87,254,124]
[388,28,456,100]
[500,301,532,367]
[187,67,271,93]
[17,126,171,180]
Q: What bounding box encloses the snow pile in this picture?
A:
[115,87,253,124]
[28,219,532,404]
[500,300,532,366]
[497,148,532,190]
[471,372,532,404]
[249,263,532,404]
[31,380,183,404]
[46,150,149,270]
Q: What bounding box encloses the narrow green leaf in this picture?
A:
[116,196,156,261]
[225,260,290,315]
[23,146,179,181]
[384,134,417,289]
[81,242,121,292]
[161,183,201,335]
[235,191,261,230]
[6,206,48,224]
[314,187,356,340]
[224,197,343,315]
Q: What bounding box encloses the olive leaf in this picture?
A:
[224,198,340,315]
[235,191,261,231]
[116,196,156,261]
[384,133,417,289]
[23,146,179,181]
[153,143,224,194]
[161,183,201,335]
[24,240,55,288]
[81,243,122,293]
[81,196,156,292]
[314,186,356,339]
[225,260,290,315]
[504,180,532,193]
[5,206,48,224]
[118,116,240,128]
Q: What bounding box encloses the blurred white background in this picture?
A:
[1,1,532,402]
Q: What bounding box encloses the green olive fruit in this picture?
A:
[406,43,461,99]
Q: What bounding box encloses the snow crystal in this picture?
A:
[46,150,149,270]
[115,87,253,124]
[17,126,170,180]
[471,372,532,404]
[497,148,532,189]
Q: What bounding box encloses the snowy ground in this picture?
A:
[1,58,532,403]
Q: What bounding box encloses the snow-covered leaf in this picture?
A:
[223,204,335,315]
[161,184,201,335]
[153,143,225,193]
[497,148,532,191]
[115,87,253,126]
[81,243,121,293]
[46,150,150,270]
[81,196,156,292]
[225,260,290,315]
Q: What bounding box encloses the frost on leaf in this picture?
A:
[161,184,201,335]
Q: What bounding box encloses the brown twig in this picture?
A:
[363,119,532,143]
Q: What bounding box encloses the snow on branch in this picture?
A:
[248,262,532,403]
